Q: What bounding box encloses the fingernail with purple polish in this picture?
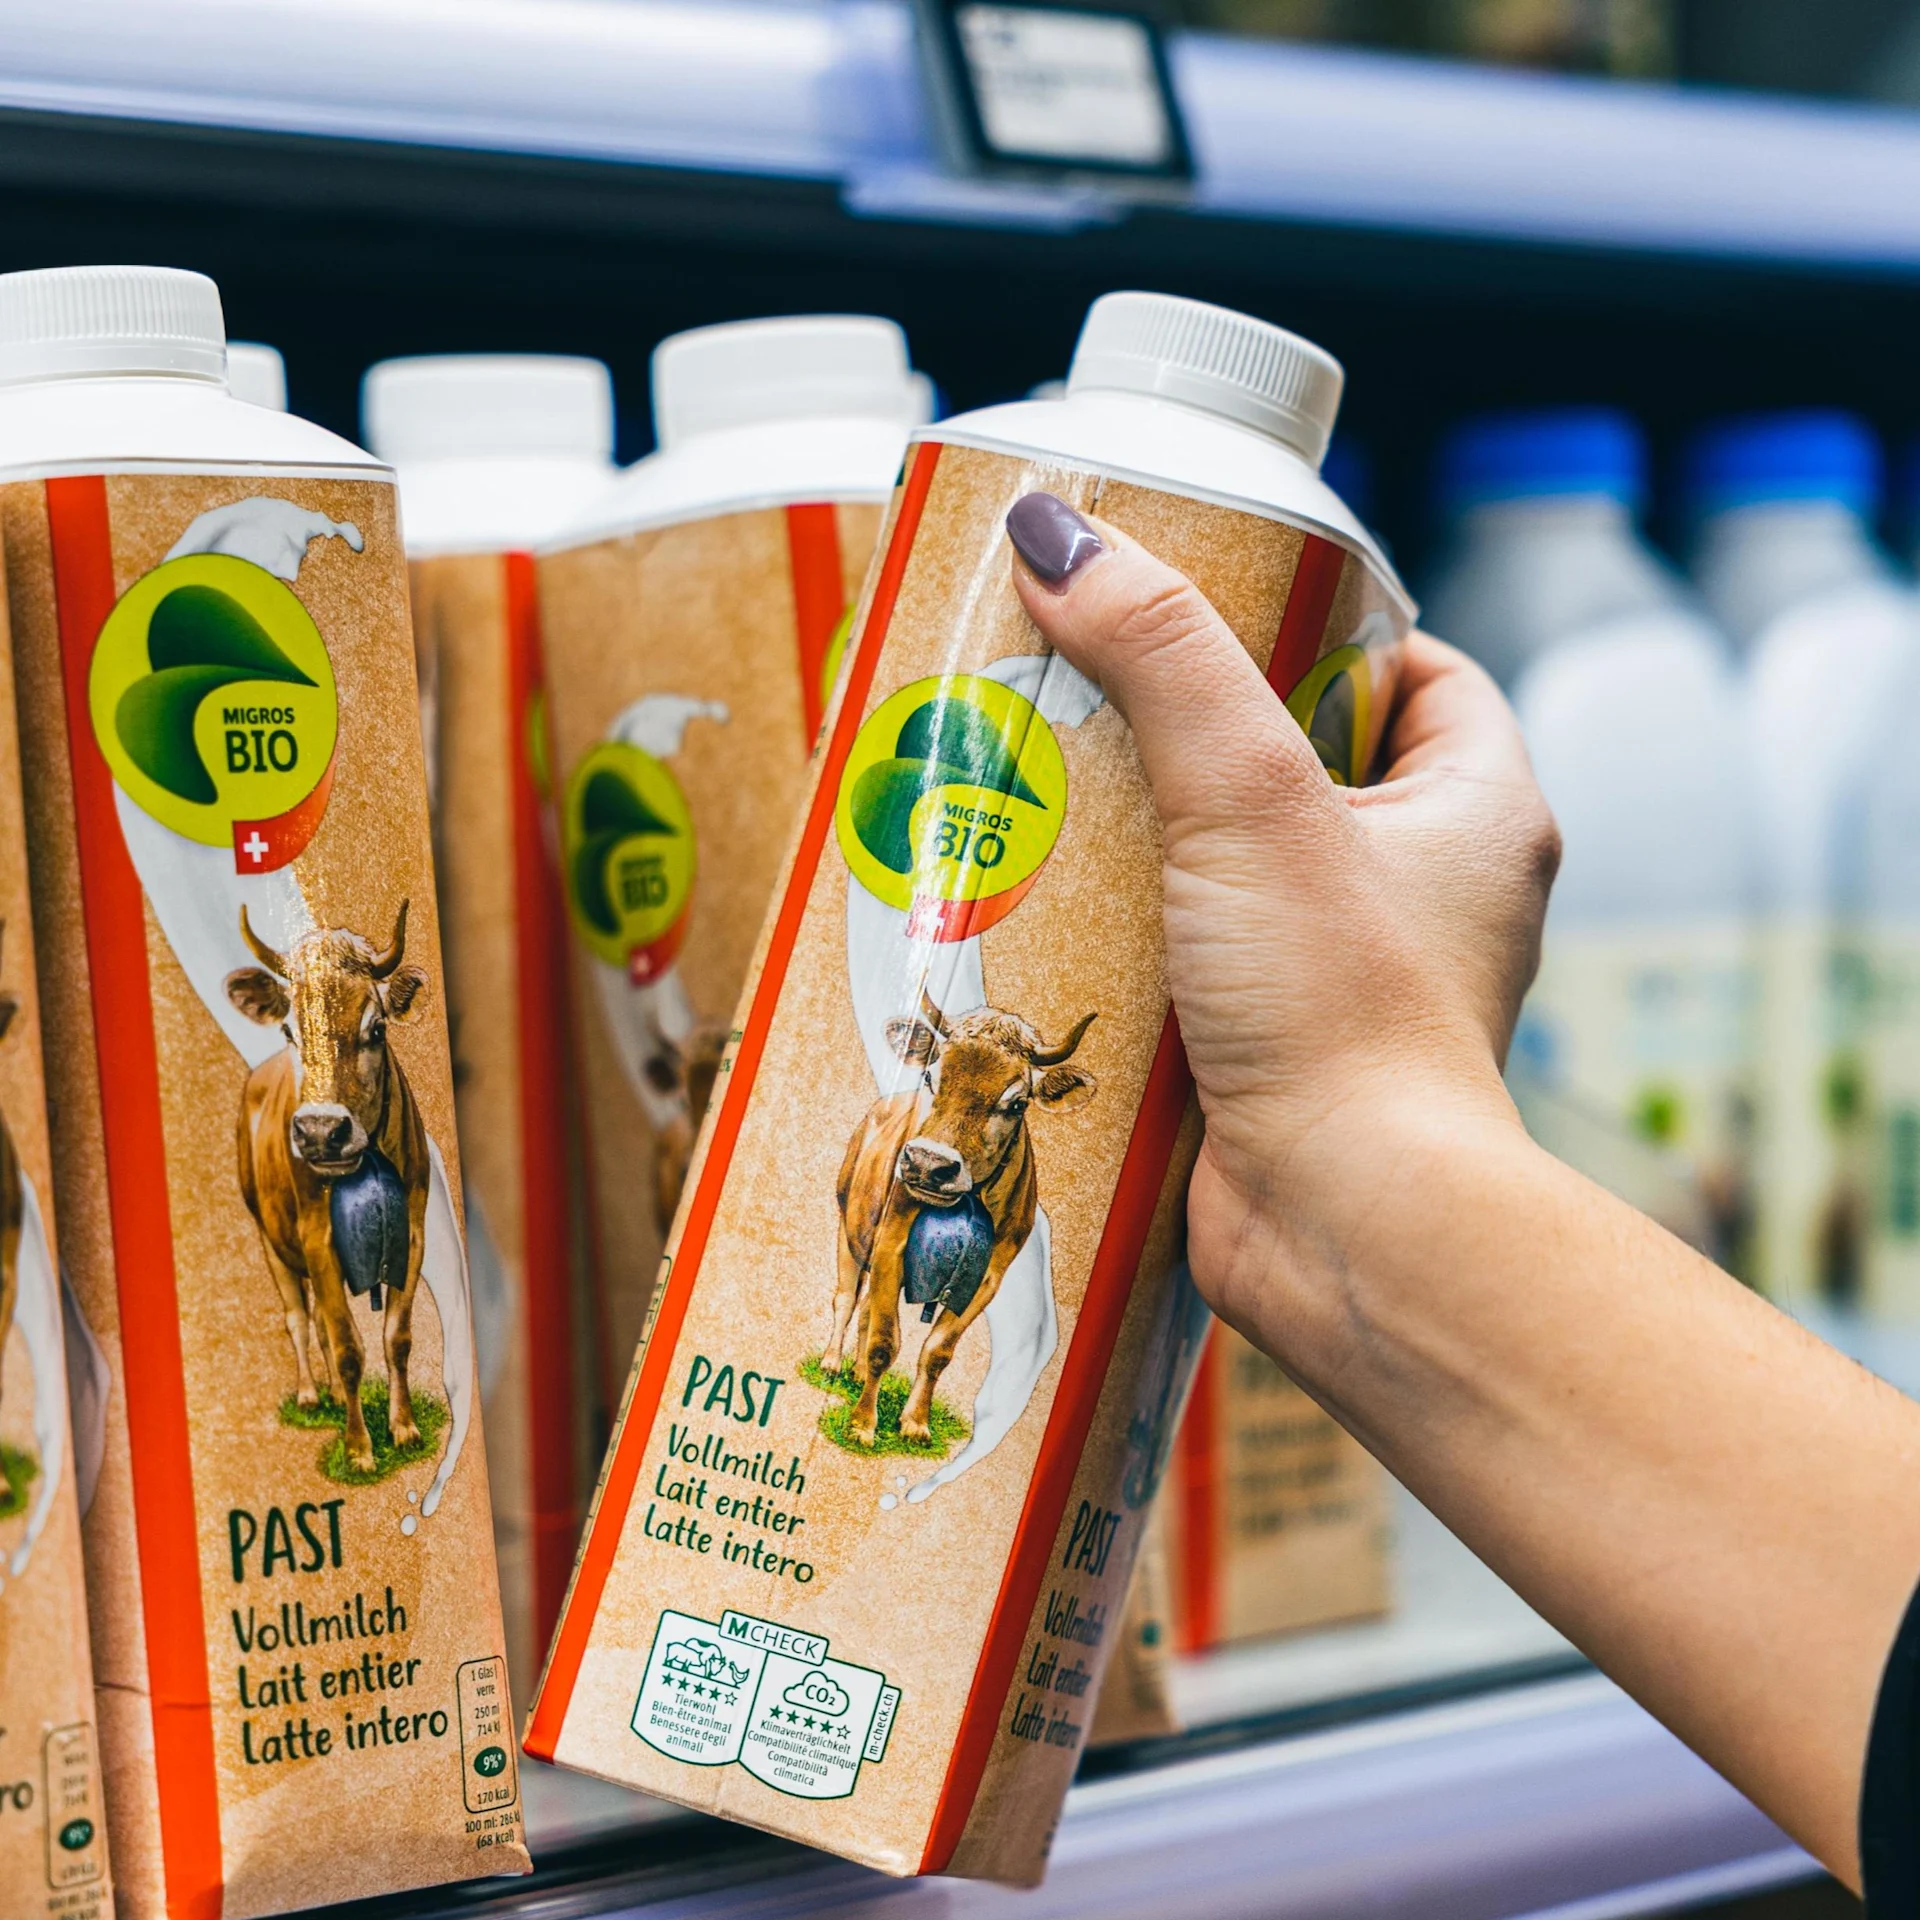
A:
[1007,493,1105,591]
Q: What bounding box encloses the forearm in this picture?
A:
[1204,1101,1920,1886]
[1004,519,1918,1885]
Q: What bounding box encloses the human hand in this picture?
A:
[1009,492,1920,1894]
[1004,492,1560,1340]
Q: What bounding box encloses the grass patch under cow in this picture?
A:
[0,1444,38,1520]
[280,1380,448,1486]
[800,1354,969,1458]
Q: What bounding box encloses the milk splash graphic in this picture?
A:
[4,1171,67,1578]
[846,650,1105,1503]
[107,497,476,1519]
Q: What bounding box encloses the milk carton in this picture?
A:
[1167,1326,1389,1651]
[0,547,110,1920]
[525,291,1410,1882]
[364,353,618,1696]
[534,318,916,1376]
[1,266,528,1917]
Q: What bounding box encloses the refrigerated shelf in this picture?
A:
[8,0,1920,266]
[3,0,1917,501]
[337,1670,1815,1920]
[0,10,1878,1912]
[363,1479,1804,1920]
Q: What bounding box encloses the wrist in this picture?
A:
[1190,1069,1538,1399]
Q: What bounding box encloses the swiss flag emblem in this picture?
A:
[232,754,335,874]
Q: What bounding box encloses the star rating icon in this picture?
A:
[664,1674,740,1703]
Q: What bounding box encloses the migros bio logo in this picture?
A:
[561,742,697,983]
[836,673,1066,942]
[88,553,338,873]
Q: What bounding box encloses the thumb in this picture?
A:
[1006,491,1340,845]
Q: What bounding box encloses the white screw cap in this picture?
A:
[227,342,287,411]
[652,316,913,450]
[1067,291,1344,467]
[906,369,938,428]
[362,355,614,464]
[0,265,227,386]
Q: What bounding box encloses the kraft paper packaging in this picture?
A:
[422,550,599,1698]
[1169,1324,1389,1652]
[537,497,884,1371]
[411,567,442,813]
[0,559,112,1920]
[6,471,530,1918]
[525,436,1405,1882]
[1085,1504,1178,1746]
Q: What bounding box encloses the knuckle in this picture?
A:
[1524,797,1563,893]
[1260,725,1339,809]
[1162,727,1334,852]
[1105,571,1221,660]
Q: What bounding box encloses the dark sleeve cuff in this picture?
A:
[1862,1571,1920,1915]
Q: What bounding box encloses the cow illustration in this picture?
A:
[643,1019,729,1236]
[826,988,1096,1449]
[225,901,432,1474]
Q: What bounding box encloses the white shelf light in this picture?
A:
[8,0,1920,264]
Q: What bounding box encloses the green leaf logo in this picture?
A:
[113,584,317,805]
[89,551,339,857]
[559,741,697,970]
[835,673,1067,929]
[850,693,1046,877]
[571,766,679,937]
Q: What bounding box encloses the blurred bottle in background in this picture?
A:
[1852,661,1920,1343]
[1426,409,1751,1263]
[1690,413,1898,651]
[1684,412,1918,1310]
[226,340,287,411]
[1422,409,1675,687]
[1834,431,1920,1351]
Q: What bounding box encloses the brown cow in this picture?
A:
[644,1021,729,1236]
[225,902,431,1474]
[826,989,1096,1448]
